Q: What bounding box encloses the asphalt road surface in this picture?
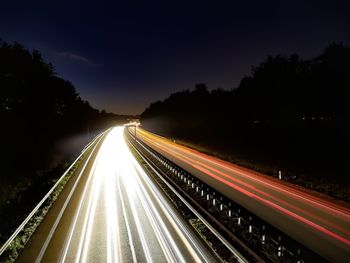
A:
[135,127,350,262]
[17,127,218,263]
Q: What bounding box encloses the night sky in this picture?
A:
[1,0,349,115]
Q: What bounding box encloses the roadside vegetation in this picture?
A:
[141,43,350,202]
[0,39,131,251]
[0,146,92,263]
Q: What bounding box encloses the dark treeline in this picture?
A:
[0,40,130,221]
[141,43,350,195]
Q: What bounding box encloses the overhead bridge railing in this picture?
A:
[126,128,327,263]
[0,130,108,261]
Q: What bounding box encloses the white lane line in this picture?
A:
[117,175,138,263]
[132,165,185,263]
[123,137,176,262]
[77,152,104,263]
[58,142,102,263]
[0,131,107,258]
[106,170,120,263]
[132,140,248,263]
[36,136,103,263]
[129,128,209,262]
[134,160,212,263]
[124,181,154,263]
[129,132,213,263]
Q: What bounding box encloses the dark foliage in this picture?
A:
[141,43,350,185]
[0,40,129,207]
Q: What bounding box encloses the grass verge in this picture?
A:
[0,145,93,263]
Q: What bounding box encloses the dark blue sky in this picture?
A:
[1,0,349,114]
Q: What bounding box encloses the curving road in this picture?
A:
[135,127,350,262]
[17,127,218,263]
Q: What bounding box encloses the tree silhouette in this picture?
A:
[0,39,128,189]
[141,43,350,185]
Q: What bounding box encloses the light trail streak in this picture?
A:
[130,142,246,263]
[58,145,101,263]
[137,129,350,235]
[135,128,350,261]
[31,127,219,263]
[138,129,350,218]
[140,136,350,237]
[117,176,138,263]
[36,136,103,263]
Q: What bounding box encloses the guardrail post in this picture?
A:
[277,246,282,257]
[262,225,266,244]
[296,249,301,263]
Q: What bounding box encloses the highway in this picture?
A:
[17,127,218,263]
[135,127,350,262]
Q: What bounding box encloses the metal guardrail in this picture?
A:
[0,130,108,257]
[126,129,326,263]
[126,130,252,263]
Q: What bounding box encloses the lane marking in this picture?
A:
[58,154,98,263]
[36,133,105,263]
[117,175,139,263]
[133,157,214,263]
[130,138,248,263]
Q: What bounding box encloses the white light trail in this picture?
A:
[48,127,219,263]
